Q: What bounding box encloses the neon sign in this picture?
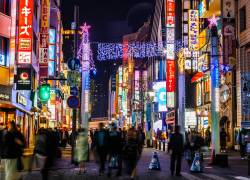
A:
[188,10,199,51]
[166,60,175,92]
[18,0,33,64]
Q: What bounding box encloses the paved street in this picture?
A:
[1,148,249,180]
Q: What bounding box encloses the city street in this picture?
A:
[1,0,250,180]
[1,148,247,180]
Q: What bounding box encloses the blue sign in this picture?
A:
[241,121,250,128]
[70,87,78,96]
[67,58,81,71]
[67,96,79,109]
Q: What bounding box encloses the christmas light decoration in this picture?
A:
[208,14,219,29]
[97,40,183,61]
[77,23,95,72]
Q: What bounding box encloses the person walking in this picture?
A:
[220,128,227,152]
[205,126,211,147]
[107,123,123,177]
[41,128,58,180]
[122,127,139,180]
[0,123,6,167]
[137,126,145,156]
[93,123,109,176]
[2,121,25,180]
[168,125,184,176]
[31,128,47,174]
[238,128,247,159]
[75,128,88,174]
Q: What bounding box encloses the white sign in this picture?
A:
[166,44,175,60]
[18,52,31,64]
[223,0,235,18]
[39,48,48,64]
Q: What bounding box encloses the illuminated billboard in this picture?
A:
[39,0,50,80]
[188,10,199,51]
[153,81,167,112]
[18,0,33,64]
[166,60,175,92]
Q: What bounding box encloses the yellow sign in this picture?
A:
[199,29,207,49]
[41,0,50,29]
[188,10,199,51]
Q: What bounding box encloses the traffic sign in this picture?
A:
[67,96,79,109]
[70,87,78,96]
[67,58,81,71]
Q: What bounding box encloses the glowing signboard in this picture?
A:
[18,0,33,64]
[167,92,175,108]
[166,12,175,28]
[188,10,199,51]
[153,81,167,112]
[166,28,175,43]
[166,60,175,92]
[166,44,175,60]
[39,0,50,79]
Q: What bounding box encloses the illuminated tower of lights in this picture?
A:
[77,23,94,129]
[209,15,220,157]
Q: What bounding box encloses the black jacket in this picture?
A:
[168,132,184,155]
[2,130,25,159]
[93,130,109,150]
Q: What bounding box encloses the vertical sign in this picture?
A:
[48,29,56,76]
[18,0,33,64]
[165,0,175,60]
[188,10,199,51]
[165,0,175,108]
[222,0,235,18]
[166,60,175,92]
[39,0,50,79]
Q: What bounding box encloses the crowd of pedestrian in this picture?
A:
[89,122,145,180]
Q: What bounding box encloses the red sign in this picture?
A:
[166,12,175,27]
[166,60,175,92]
[18,0,33,64]
[166,0,175,12]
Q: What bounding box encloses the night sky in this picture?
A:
[61,0,154,117]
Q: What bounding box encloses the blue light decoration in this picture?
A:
[92,68,97,75]
[209,15,220,155]
[96,40,183,61]
[220,64,231,73]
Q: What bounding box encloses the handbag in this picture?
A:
[184,150,191,160]
[109,155,118,169]
[17,156,24,171]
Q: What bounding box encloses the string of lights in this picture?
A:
[95,40,183,61]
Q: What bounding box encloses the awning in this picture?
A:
[191,72,204,83]
[0,100,33,115]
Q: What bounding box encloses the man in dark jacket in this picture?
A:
[93,123,109,175]
[168,125,184,176]
[2,121,25,180]
[107,123,123,177]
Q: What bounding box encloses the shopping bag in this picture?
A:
[109,156,118,169]
[184,150,191,160]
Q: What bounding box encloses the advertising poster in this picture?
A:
[16,68,32,90]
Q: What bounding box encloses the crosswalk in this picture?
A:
[181,172,250,180]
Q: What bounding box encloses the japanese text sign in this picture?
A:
[18,0,33,64]
[166,60,175,92]
[188,10,199,51]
